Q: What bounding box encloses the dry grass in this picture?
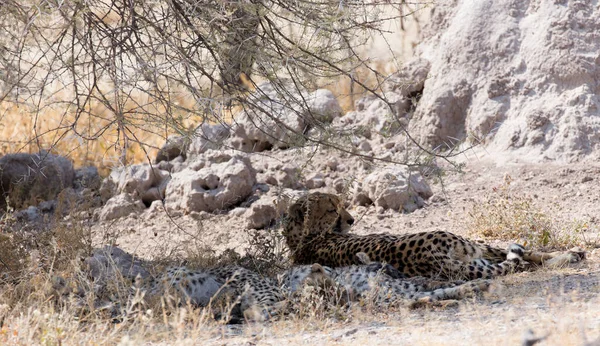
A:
[1,275,598,345]
[323,61,397,113]
[0,226,348,345]
[0,56,395,179]
[0,196,598,345]
[466,174,592,250]
[0,96,200,176]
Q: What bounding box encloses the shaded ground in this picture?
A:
[90,154,600,345]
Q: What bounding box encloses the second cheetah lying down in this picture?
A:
[135,252,495,322]
[281,252,493,308]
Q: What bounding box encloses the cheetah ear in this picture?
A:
[310,263,325,274]
[288,202,305,223]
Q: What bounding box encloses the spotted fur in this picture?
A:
[280,252,491,307]
[284,192,586,280]
[141,265,285,321]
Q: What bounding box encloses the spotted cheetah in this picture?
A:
[283,192,585,280]
[281,252,493,308]
[86,246,491,323]
[142,261,406,321]
[140,265,286,322]
[140,252,482,322]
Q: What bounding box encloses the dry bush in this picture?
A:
[242,227,290,276]
[0,230,218,342]
[0,233,28,280]
[0,60,392,176]
[0,0,449,181]
[466,175,589,249]
[286,278,351,322]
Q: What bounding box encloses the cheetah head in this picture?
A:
[283,192,354,251]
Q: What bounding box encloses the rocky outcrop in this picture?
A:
[228,82,342,152]
[354,167,432,212]
[331,59,430,142]
[0,152,74,210]
[155,135,187,163]
[244,197,278,230]
[164,153,256,213]
[99,164,170,206]
[155,124,230,164]
[84,246,151,283]
[98,193,146,221]
[187,123,230,158]
[74,166,101,191]
[409,0,600,162]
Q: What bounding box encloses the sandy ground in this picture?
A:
[91,154,600,345]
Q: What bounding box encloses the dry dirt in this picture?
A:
[93,152,600,346]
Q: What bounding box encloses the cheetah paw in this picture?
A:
[409,297,459,310]
[470,279,493,293]
[567,247,586,262]
[545,247,586,268]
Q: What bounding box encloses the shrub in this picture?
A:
[467,175,589,249]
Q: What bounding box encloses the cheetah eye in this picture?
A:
[327,209,337,213]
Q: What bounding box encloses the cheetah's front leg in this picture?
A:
[522,247,586,268]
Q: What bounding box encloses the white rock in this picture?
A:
[100,164,170,205]
[228,83,342,152]
[228,82,307,152]
[230,207,247,217]
[358,167,432,212]
[99,193,145,220]
[245,198,277,229]
[332,97,401,138]
[187,123,230,158]
[358,140,372,152]
[408,0,600,162]
[277,164,304,189]
[325,158,339,171]
[164,155,256,213]
[332,178,347,193]
[155,135,187,163]
[84,246,150,283]
[305,172,326,189]
[305,89,343,123]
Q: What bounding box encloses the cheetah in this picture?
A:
[88,246,481,323]
[281,252,492,308]
[142,260,407,321]
[141,254,477,322]
[283,192,585,280]
[140,265,286,322]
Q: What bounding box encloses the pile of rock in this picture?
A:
[0,77,435,230]
[92,81,433,227]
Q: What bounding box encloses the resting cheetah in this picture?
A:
[139,253,484,322]
[141,260,407,321]
[141,265,286,322]
[281,252,492,308]
[283,192,585,280]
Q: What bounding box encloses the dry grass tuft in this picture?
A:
[466,175,591,249]
[323,61,396,113]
